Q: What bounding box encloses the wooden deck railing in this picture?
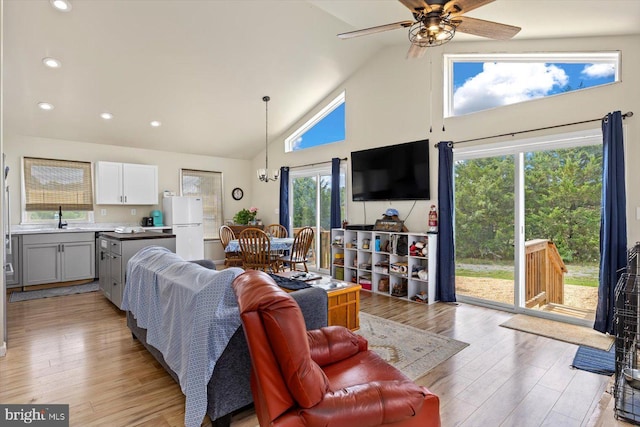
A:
[525,239,568,308]
[291,227,331,270]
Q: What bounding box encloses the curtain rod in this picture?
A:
[434,111,634,148]
[287,157,347,170]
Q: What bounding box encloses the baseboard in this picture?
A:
[23,278,95,292]
[0,341,6,357]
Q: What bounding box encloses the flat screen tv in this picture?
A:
[351,139,430,201]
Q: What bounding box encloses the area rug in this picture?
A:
[356,312,469,381]
[571,345,615,376]
[10,281,99,302]
[500,314,614,351]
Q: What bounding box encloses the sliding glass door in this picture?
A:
[523,145,601,321]
[290,166,345,273]
[454,155,516,308]
[454,129,602,324]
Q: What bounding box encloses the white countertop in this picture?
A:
[11,223,173,235]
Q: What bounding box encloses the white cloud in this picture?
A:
[453,63,568,115]
[581,63,615,78]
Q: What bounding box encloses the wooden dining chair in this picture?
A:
[278,226,314,272]
[220,225,242,267]
[265,223,289,268]
[238,228,279,273]
[265,223,288,238]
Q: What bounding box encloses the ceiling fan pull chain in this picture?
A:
[429,54,433,133]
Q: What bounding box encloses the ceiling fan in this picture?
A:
[337,0,521,59]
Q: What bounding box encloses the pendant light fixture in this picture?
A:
[257,95,279,182]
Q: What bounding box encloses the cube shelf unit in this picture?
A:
[331,228,437,304]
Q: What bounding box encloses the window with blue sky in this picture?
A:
[444,52,620,117]
[285,91,345,152]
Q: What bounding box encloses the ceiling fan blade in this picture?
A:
[407,43,428,59]
[337,20,414,39]
[398,0,433,14]
[455,16,521,39]
[444,0,495,16]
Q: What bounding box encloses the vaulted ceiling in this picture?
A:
[4,0,640,159]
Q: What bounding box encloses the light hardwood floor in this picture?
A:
[0,289,629,426]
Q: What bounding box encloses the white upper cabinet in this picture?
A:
[95,161,158,205]
[122,163,158,205]
[95,162,123,205]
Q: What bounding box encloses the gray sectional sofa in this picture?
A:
[123,249,328,427]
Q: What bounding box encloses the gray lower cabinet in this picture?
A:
[98,240,112,302]
[5,235,22,288]
[22,232,96,287]
[98,232,176,309]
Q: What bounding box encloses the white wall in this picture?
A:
[3,135,253,261]
[4,35,638,259]
[253,34,640,240]
[2,32,638,356]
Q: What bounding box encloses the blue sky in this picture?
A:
[453,61,616,115]
[292,103,345,151]
[291,61,616,149]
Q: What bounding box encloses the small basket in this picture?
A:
[378,278,389,292]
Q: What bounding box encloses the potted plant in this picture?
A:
[234,207,258,225]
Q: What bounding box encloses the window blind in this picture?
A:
[24,157,94,211]
[181,169,223,239]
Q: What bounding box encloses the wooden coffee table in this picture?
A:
[307,278,361,331]
[276,272,361,331]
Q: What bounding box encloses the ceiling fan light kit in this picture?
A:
[409,20,455,47]
[338,0,521,59]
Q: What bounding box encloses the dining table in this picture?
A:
[224,237,294,253]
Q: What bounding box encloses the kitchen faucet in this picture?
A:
[58,205,67,229]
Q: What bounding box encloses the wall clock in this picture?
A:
[232,187,244,201]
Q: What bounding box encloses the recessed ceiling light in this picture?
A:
[150,120,161,127]
[42,57,62,68]
[50,0,72,12]
[38,102,54,111]
[100,112,113,120]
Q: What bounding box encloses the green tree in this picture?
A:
[455,145,601,264]
[319,177,331,230]
[524,146,601,262]
[455,156,515,260]
[292,175,345,231]
[292,177,317,228]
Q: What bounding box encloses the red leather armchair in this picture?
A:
[232,270,441,427]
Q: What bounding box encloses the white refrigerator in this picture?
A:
[163,196,204,261]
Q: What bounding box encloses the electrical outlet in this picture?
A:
[131,208,137,216]
[101,209,107,216]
